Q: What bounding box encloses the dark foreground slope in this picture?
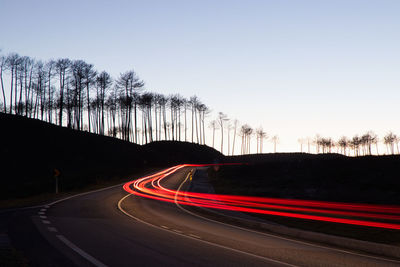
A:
[214,153,400,205]
[0,113,222,199]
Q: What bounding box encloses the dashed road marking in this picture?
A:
[118,193,296,267]
[42,220,51,224]
[189,234,201,239]
[38,212,45,215]
[48,227,58,232]
[40,216,47,219]
[40,208,46,212]
[161,225,169,229]
[173,229,182,233]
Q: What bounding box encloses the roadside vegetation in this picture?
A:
[214,154,400,204]
[206,154,400,244]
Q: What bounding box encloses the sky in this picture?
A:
[1,0,399,153]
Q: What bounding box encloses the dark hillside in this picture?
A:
[213,153,400,205]
[0,113,221,199]
[144,141,223,165]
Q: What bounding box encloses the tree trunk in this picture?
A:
[0,66,6,112]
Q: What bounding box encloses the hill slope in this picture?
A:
[0,113,222,199]
[218,153,400,205]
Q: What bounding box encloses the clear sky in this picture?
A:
[1,0,399,153]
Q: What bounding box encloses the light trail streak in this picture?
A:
[123,164,400,230]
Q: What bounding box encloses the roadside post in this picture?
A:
[54,168,61,194]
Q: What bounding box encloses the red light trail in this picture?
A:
[123,164,400,230]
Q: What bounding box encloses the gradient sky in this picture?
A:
[1,0,399,153]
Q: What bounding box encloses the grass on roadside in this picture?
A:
[0,167,161,210]
[206,164,400,246]
[0,247,28,267]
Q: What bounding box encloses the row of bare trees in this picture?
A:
[0,51,212,145]
[298,131,400,156]
[208,114,278,155]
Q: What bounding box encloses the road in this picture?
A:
[5,166,400,266]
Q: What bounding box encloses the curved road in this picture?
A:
[6,167,400,266]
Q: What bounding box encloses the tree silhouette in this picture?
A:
[350,135,361,156]
[7,53,20,114]
[384,132,397,155]
[96,71,112,135]
[338,136,349,155]
[297,138,305,153]
[256,127,267,153]
[189,96,198,143]
[226,120,232,155]
[55,59,71,126]
[362,131,377,155]
[271,135,279,153]
[0,54,8,112]
[116,70,144,142]
[217,112,228,154]
[231,119,239,155]
[209,120,219,148]
[240,124,253,154]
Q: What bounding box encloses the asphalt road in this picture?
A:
[5,167,400,266]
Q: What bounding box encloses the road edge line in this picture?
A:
[118,169,297,267]
[56,235,107,267]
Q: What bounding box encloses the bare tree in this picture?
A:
[0,54,8,112]
[209,120,219,148]
[271,135,279,153]
[231,119,239,155]
[116,70,144,142]
[55,58,71,126]
[384,132,397,155]
[217,112,228,153]
[240,124,253,154]
[338,136,349,155]
[256,127,267,153]
[318,137,334,153]
[306,137,312,153]
[81,63,96,132]
[314,134,321,153]
[189,96,196,142]
[198,102,209,145]
[96,71,112,135]
[350,135,361,156]
[297,138,305,153]
[7,53,20,114]
[361,131,377,155]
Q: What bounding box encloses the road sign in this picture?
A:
[54,168,60,177]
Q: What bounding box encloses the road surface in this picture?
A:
[5,167,400,266]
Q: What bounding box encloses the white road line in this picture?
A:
[0,179,136,214]
[42,220,51,224]
[39,216,47,219]
[161,225,169,229]
[56,235,107,267]
[118,187,296,266]
[173,229,182,233]
[188,234,201,239]
[176,169,400,265]
[48,227,58,232]
[40,208,46,212]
